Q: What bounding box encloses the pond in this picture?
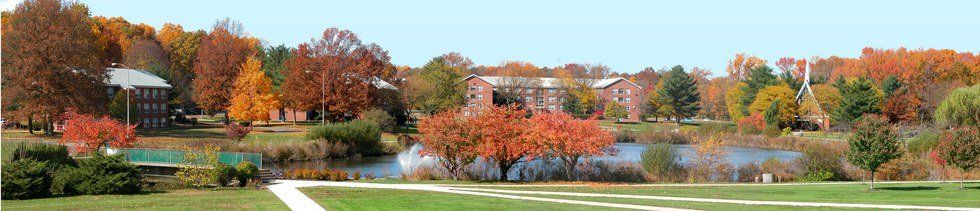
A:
[276,143,801,179]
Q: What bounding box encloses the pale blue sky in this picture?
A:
[4,0,979,75]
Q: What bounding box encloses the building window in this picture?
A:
[525,88,533,93]
[143,104,149,113]
[477,86,484,91]
[524,96,532,103]
[548,105,556,110]
[548,89,555,93]
[548,96,556,102]
[143,89,149,99]
[477,94,483,100]
[612,89,619,94]
[161,90,167,97]
[135,89,141,98]
[152,104,158,113]
[625,97,631,103]
[153,89,159,99]
[625,89,631,94]
[161,118,167,127]
[143,118,149,126]
[536,97,544,106]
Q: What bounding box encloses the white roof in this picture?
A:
[371,77,398,90]
[464,74,638,89]
[106,68,172,89]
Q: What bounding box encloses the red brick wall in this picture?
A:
[463,77,493,116]
[132,87,170,127]
[269,108,309,122]
[597,80,642,122]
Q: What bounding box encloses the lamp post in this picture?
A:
[305,70,326,125]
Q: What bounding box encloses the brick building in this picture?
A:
[269,78,399,122]
[106,68,173,128]
[462,74,643,122]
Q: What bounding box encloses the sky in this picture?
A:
[3,0,979,75]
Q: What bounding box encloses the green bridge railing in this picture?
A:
[119,148,262,169]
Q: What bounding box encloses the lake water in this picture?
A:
[276,143,801,179]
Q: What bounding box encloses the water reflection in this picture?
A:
[278,143,802,179]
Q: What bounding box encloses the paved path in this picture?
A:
[267,180,980,211]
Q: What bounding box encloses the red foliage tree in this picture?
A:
[882,88,919,123]
[60,110,138,154]
[527,112,616,180]
[192,19,256,114]
[417,110,481,179]
[473,105,537,180]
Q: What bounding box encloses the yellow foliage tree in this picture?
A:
[799,84,841,117]
[725,82,748,121]
[749,84,798,126]
[228,57,279,123]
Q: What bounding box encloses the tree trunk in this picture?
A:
[563,156,580,181]
[870,171,875,191]
[498,162,513,181]
[291,110,297,125]
[28,116,34,134]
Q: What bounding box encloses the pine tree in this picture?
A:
[656,65,701,122]
[763,100,780,127]
[832,77,883,124]
[739,66,779,116]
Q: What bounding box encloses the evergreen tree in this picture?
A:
[763,100,781,127]
[739,65,779,116]
[880,75,901,97]
[832,77,883,124]
[656,65,700,122]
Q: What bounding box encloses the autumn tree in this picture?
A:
[108,92,138,122]
[192,19,256,115]
[556,63,611,113]
[726,53,766,80]
[281,45,321,121]
[643,84,665,121]
[725,82,748,121]
[1,0,109,134]
[934,85,980,128]
[491,61,543,106]
[845,114,903,191]
[739,65,779,111]
[527,112,615,180]
[439,52,474,71]
[157,23,205,109]
[417,110,480,180]
[603,102,629,122]
[936,127,980,189]
[403,57,467,115]
[61,110,138,153]
[832,77,883,124]
[473,105,536,181]
[124,38,170,80]
[228,58,279,123]
[749,85,797,128]
[656,65,701,122]
[90,16,156,64]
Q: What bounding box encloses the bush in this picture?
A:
[9,142,75,168]
[736,163,762,182]
[236,161,259,187]
[907,131,941,155]
[215,164,237,187]
[69,153,143,195]
[359,108,395,132]
[306,120,382,156]
[615,129,637,143]
[696,122,736,135]
[641,143,684,182]
[1,159,52,199]
[798,145,845,181]
[575,160,647,183]
[762,125,781,137]
[225,122,252,141]
[51,167,82,195]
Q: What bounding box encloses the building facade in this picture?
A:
[106,68,173,128]
[462,74,643,122]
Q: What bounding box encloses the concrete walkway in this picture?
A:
[267,180,980,211]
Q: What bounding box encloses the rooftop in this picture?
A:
[106,68,173,89]
[463,74,639,89]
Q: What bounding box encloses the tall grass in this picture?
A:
[640,143,685,182]
[305,120,383,156]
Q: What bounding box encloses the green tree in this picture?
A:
[259,44,292,91]
[845,114,902,190]
[936,127,980,189]
[763,100,781,127]
[739,65,779,115]
[832,77,883,124]
[656,65,701,122]
[108,92,138,122]
[604,102,629,122]
[934,85,980,128]
[750,84,797,127]
[643,89,663,121]
[404,57,466,115]
[880,75,901,97]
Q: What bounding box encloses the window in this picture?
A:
[161,118,167,127]
[560,97,565,102]
[524,96,532,103]
[625,97,631,103]
[152,118,158,127]
[477,86,484,91]
[152,104,159,113]
[143,89,149,99]
[162,104,167,113]
[625,106,631,111]
[469,86,477,91]
[548,96,556,102]
[612,89,619,94]
[525,88,533,93]
[536,97,544,106]
[161,90,167,97]
[143,104,149,113]
[548,105,556,110]
[548,89,555,93]
[469,94,476,100]
[135,89,141,98]
[143,118,149,126]
[477,94,483,100]
[625,89,631,94]
[153,89,159,99]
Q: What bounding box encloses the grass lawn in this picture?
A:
[482,182,980,207]
[299,186,620,211]
[1,188,287,210]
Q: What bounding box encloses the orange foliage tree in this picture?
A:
[417,110,481,180]
[192,19,257,114]
[472,105,537,180]
[61,110,138,153]
[527,112,615,180]
[726,53,766,80]
[228,57,279,123]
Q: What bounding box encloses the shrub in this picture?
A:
[907,131,941,155]
[9,142,75,168]
[688,134,730,182]
[761,157,795,182]
[696,122,736,135]
[215,164,237,187]
[236,161,259,187]
[1,159,52,199]
[614,129,637,143]
[225,122,252,141]
[736,163,762,182]
[176,146,222,187]
[352,171,361,180]
[762,125,781,137]
[799,145,845,181]
[641,143,684,182]
[359,108,395,132]
[575,160,647,183]
[51,166,82,195]
[67,153,143,195]
[736,113,765,134]
[306,120,382,156]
